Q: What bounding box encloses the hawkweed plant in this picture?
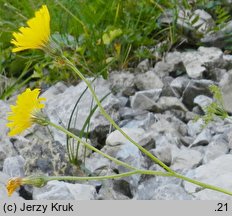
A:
[6,4,232,197]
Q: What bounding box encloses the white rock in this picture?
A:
[135,70,163,90]
[3,156,25,177]
[106,128,145,147]
[33,180,96,200]
[203,139,229,163]
[41,82,67,99]
[43,78,112,145]
[187,119,204,137]
[137,59,150,72]
[105,128,145,187]
[171,148,202,170]
[181,47,223,78]
[220,70,232,113]
[193,95,213,112]
[170,76,190,97]
[191,129,212,147]
[193,173,232,200]
[158,96,188,112]
[130,89,162,110]
[184,155,232,199]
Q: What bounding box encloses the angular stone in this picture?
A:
[150,144,172,166]
[203,139,229,163]
[3,156,25,177]
[109,71,135,96]
[41,82,67,99]
[182,79,214,110]
[170,76,190,98]
[105,128,146,189]
[130,89,162,111]
[158,96,188,112]
[220,70,232,113]
[123,112,156,131]
[181,47,223,79]
[42,78,117,145]
[135,70,163,90]
[171,148,202,170]
[193,173,232,200]
[191,129,212,147]
[0,100,10,138]
[153,51,184,77]
[193,95,213,112]
[184,155,232,200]
[33,181,96,200]
[137,59,150,72]
[151,184,193,200]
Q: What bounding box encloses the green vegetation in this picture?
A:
[1,0,232,99]
[195,85,229,125]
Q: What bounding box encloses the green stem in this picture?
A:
[31,168,232,196]
[46,170,142,182]
[46,120,136,171]
[173,172,232,197]
[63,57,174,174]
[142,170,232,196]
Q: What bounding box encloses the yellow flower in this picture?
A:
[6,177,22,197]
[6,176,47,196]
[7,88,46,136]
[11,5,50,52]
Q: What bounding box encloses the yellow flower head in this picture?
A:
[7,88,46,136]
[6,175,48,196]
[6,177,22,197]
[11,5,50,52]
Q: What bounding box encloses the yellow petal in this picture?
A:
[11,5,51,52]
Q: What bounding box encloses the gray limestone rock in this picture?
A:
[191,128,212,147]
[170,76,190,98]
[18,139,77,176]
[220,70,232,113]
[137,59,150,72]
[203,138,229,164]
[0,100,11,138]
[153,51,184,77]
[42,78,117,145]
[3,156,25,177]
[193,173,232,200]
[182,79,214,110]
[158,96,188,112]
[151,184,193,200]
[33,181,96,200]
[123,112,156,131]
[187,119,204,137]
[171,147,202,171]
[41,81,68,99]
[109,71,135,96]
[96,180,131,200]
[193,95,213,112]
[150,144,172,166]
[130,89,162,111]
[135,70,163,90]
[183,155,232,200]
[201,20,232,48]
[105,128,146,192]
